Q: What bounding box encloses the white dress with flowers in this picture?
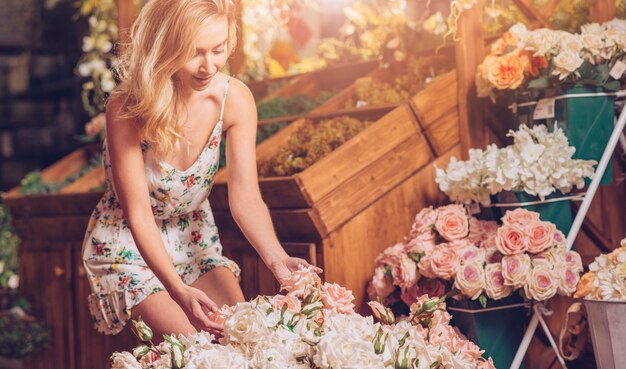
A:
[82,76,240,335]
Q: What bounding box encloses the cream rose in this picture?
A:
[496,224,529,255]
[321,282,356,314]
[563,250,583,274]
[417,255,437,279]
[271,294,302,313]
[527,221,556,254]
[552,50,584,80]
[456,245,486,265]
[453,262,485,299]
[429,248,462,280]
[404,232,436,255]
[524,265,558,301]
[111,352,141,369]
[186,346,248,369]
[435,205,470,241]
[484,263,513,300]
[223,304,271,345]
[279,265,321,297]
[501,253,531,288]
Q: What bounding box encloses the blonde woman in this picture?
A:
[81,0,320,339]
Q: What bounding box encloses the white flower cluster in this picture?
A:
[509,19,626,80]
[110,267,494,369]
[436,124,596,205]
[576,238,626,301]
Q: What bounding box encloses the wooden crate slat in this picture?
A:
[299,104,420,203]
[61,166,106,194]
[213,207,325,241]
[3,192,103,218]
[13,216,91,242]
[323,145,461,311]
[410,70,458,128]
[424,108,461,156]
[315,132,434,233]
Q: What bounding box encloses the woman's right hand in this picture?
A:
[169,284,223,334]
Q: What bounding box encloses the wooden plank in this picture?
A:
[314,67,392,113]
[300,104,421,203]
[213,208,326,241]
[259,176,313,208]
[324,146,461,312]
[315,132,434,233]
[454,1,486,158]
[424,108,461,156]
[511,0,552,28]
[13,216,90,242]
[61,166,106,194]
[589,0,616,22]
[3,192,103,218]
[410,70,458,128]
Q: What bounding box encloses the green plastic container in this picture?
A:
[495,191,574,235]
[447,295,529,369]
[555,85,614,185]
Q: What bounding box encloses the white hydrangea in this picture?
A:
[436,125,596,204]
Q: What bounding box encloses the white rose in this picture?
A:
[185,346,248,369]
[559,33,584,54]
[325,311,378,341]
[7,275,19,289]
[552,50,584,80]
[110,352,141,369]
[222,304,270,346]
[314,330,382,369]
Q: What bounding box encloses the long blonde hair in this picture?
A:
[113,0,237,159]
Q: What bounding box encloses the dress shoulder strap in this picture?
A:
[218,76,232,122]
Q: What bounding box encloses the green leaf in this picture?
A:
[479,294,488,309]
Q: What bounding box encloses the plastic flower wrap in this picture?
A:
[369,206,583,312]
[574,238,626,301]
[111,266,494,369]
[435,124,596,205]
[476,18,626,98]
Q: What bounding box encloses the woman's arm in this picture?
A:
[105,96,219,329]
[224,80,321,281]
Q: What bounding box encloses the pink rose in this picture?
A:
[375,243,405,267]
[457,339,486,362]
[563,250,583,274]
[429,248,461,280]
[431,308,452,327]
[367,300,395,324]
[456,245,486,265]
[410,207,438,236]
[417,256,437,279]
[484,263,513,300]
[429,324,457,348]
[434,205,470,241]
[280,265,321,297]
[524,266,558,301]
[370,267,395,299]
[557,268,580,296]
[468,217,486,244]
[453,262,485,299]
[502,208,540,226]
[404,232,436,255]
[480,234,498,250]
[477,358,496,369]
[391,253,419,289]
[531,249,558,268]
[496,224,529,255]
[501,254,531,288]
[417,278,447,298]
[207,305,235,325]
[271,294,302,312]
[553,230,566,249]
[481,220,499,235]
[527,221,556,254]
[321,282,355,314]
[447,238,474,250]
[485,247,503,264]
[400,284,420,306]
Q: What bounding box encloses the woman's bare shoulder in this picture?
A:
[105,92,141,135]
[223,76,256,129]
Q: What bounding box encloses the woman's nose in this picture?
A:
[199,54,217,75]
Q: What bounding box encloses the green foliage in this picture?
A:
[0,312,50,359]
[258,115,372,177]
[18,153,103,196]
[0,206,19,290]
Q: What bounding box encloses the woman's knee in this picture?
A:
[130,290,196,340]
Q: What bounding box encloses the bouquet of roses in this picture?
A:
[476,18,626,98]
[574,238,626,301]
[110,266,494,369]
[435,124,596,205]
[368,205,583,311]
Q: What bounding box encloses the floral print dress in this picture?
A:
[82,76,240,335]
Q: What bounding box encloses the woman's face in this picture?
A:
[176,16,229,93]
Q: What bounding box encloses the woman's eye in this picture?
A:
[214,49,225,55]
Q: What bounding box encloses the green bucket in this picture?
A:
[447,295,529,369]
[494,191,574,235]
[554,85,614,185]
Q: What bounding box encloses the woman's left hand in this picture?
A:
[269,256,323,283]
